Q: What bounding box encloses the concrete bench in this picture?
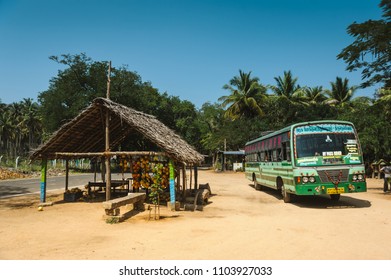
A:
[102,193,146,223]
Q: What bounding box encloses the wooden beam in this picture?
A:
[55,151,167,158]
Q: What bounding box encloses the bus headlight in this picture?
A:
[302,176,309,183]
[309,176,316,183]
[357,174,364,181]
[352,174,358,181]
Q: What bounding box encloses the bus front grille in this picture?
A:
[318,169,349,183]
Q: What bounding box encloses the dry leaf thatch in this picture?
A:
[30,98,203,165]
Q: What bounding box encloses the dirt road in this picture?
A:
[0,170,390,260]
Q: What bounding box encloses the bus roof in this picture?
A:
[245,120,355,146]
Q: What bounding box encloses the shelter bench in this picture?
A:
[102,193,146,223]
[87,179,130,196]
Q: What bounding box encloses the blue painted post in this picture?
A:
[40,159,47,203]
[169,159,176,210]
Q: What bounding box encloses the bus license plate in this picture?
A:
[327,187,345,194]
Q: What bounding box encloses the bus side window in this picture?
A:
[282,142,287,161]
[272,150,278,162]
[277,148,282,161]
[268,150,273,162]
[286,141,291,162]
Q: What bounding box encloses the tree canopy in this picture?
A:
[2,0,391,172]
[337,0,391,88]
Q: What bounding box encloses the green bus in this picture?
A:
[244,120,367,202]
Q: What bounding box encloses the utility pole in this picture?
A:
[223,138,226,171]
[105,61,112,201]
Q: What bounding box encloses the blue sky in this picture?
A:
[0,0,383,108]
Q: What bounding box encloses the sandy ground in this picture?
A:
[0,170,390,260]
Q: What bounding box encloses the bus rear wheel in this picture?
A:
[253,176,262,191]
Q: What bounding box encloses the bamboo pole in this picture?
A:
[194,165,198,190]
[105,61,112,201]
[189,165,192,190]
[182,162,186,200]
[65,159,69,191]
[176,165,180,199]
[55,151,168,158]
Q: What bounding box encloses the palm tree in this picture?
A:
[375,87,391,122]
[325,77,357,106]
[7,102,24,157]
[20,98,42,149]
[270,70,304,102]
[219,70,267,120]
[301,86,327,105]
[376,87,391,102]
[0,109,16,157]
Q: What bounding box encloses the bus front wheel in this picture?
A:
[281,185,292,203]
[278,178,292,203]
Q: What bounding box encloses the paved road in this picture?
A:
[0,173,128,198]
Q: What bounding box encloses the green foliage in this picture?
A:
[149,163,165,220]
[37,53,202,153]
[270,70,303,101]
[0,98,42,158]
[325,77,357,107]
[219,70,267,120]
[337,0,391,88]
[3,41,391,170]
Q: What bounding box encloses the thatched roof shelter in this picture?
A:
[30,98,203,165]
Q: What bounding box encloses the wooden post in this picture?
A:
[189,165,193,190]
[101,157,105,182]
[105,61,112,201]
[65,159,69,191]
[176,165,181,196]
[182,163,186,200]
[40,159,47,203]
[194,166,198,190]
[223,138,227,171]
[93,158,97,182]
[169,159,176,210]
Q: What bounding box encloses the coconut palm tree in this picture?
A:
[325,77,357,106]
[0,109,15,157]
[7,102,25,157]
[270,70,304,102]
[20,98,42,149]
[219,70,267,120]
[374,87,391,122]
[303,86,327,105]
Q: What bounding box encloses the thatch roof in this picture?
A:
[30,98,204,164]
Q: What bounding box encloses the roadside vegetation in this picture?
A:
[1,0,390,176]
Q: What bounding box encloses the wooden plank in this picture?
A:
[55,151,167,158]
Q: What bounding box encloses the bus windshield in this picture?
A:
[294,123,362,166]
